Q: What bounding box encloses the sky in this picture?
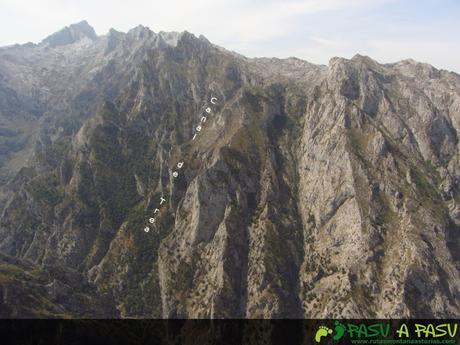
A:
[0,0,459,72]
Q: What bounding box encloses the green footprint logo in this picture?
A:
[333,321,346,341]
[315,325,333,343]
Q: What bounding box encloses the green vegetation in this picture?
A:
[26,172,62,206]
[0,260,112,318]
[347,128,371,158]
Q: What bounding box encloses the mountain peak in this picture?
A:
[70,20,95,33]
[42,20,97,47]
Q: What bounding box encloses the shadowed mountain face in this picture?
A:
[0,22,458,318]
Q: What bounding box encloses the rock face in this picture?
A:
[0,22,458,318]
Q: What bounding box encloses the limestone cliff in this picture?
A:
[0,22,458,318]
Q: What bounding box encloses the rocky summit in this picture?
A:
[0,21,458,318]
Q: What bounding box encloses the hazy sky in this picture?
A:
[0,0,459,72]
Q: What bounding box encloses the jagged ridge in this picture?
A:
[0,22,458,318]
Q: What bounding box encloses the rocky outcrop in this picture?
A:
[0,22,458,318]
[42,20,98,47]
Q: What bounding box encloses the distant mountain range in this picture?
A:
[0,21,458,318]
